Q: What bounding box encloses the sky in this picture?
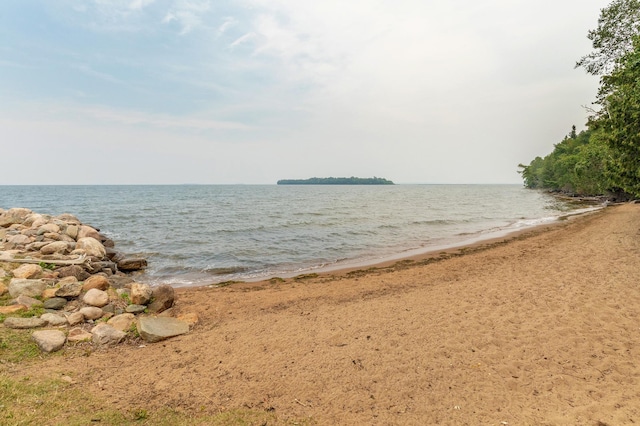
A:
[0,0,611,185]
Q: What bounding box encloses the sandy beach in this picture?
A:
[11,203,640,425]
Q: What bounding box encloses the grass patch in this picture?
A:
[0,372,313,426]
[293,273,318,281]
[0,328,43,364]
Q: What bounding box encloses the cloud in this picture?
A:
[217,17,238,37]
[129,0,156,10]
[162,0,212,35]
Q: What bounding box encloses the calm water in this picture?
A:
[1,185,590,287]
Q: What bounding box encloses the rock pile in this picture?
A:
[0,207,197,353]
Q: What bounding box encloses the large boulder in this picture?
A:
[55,280,83,299]
[107,313,136,332]
[77,226,101,241]
[137,317,189,343]
[8,278,47,298]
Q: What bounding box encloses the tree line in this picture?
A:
[519,0,640,199]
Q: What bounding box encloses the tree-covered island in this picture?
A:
[277,177,394,185]
[519,0,640,200]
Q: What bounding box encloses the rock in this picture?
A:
[11,264,42,279]
[57,213,81,224]
[107,313,136,332]
[82,275,110,291]
[67,328,92,342]
[40,241,70,255]
[42,287,59,299]
[37,223,60,235]
[83,289,109,307]
[8,278,47,298]
[147,285,175,314]
[130,283,152,305]
[91,323,126,345]
[3,317,46,329]
[7,234,31,246]
[56,265,90,281]
[137,317,190,343]
[41,313,68,326]
[58,276,79,285]
[109,276,134,289]
[55,281,83,299]
[117,257,147,271]
[0,282,8,296]
[32,330,66,353]
[77,225,101,241]
[65,311,85,326]
[65,225,79,240]
[43,297,68,310]
[0,304,27,314]
[15,294,44,308]
[75,237,106,259]
[79,306,104,320]
[125,304,147,314]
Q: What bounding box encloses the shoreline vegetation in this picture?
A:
[2,203,640,424]
[277,176,394,185]
[517,1,640,202]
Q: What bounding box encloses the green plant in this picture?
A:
[38,262,55,270]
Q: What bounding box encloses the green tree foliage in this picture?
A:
[518,128,612,195]
[590,36,640,197]
[576,0,640,75]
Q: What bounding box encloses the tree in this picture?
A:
[576,0,640,75]
[590,36,640,197]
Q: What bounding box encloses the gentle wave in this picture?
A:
[0,184,598,287]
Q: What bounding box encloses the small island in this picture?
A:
[277,177,394,185]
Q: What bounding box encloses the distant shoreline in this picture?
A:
[277,177,394,185]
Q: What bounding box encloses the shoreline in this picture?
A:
[204,204,606,287]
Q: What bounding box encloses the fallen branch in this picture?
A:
[0,253,88,266]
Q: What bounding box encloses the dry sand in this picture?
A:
[12,203,640,424]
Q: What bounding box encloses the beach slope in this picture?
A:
[13,203,640,424]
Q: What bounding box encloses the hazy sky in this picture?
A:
[1,0,609,185]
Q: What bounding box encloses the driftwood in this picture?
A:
[0,253,88,266]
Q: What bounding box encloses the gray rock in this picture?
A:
[8,278,47,298]
[108,275,134,289]
[32,330,66,353]
[147,285,175,314]
[125,304,147,314]
[55,281,83,299]
[83,288,109,307]
[7,234,31,245]
[37,223,60,235]
[117,257,147,271]
[3,317,46,329]
[130,282,152,305]
[41,313,68,326]
[91,323,126,345]
[79,306,104,320]
[56,265,90,281]
[43,297,68,310]
[137,317,190,343]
